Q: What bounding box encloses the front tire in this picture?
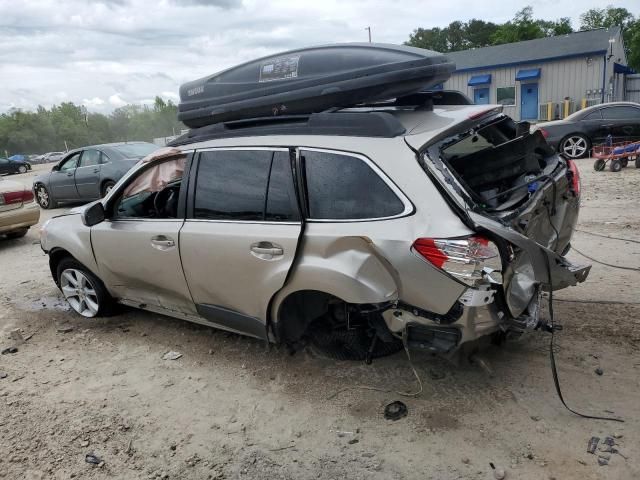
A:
[57,258,115,318]
[17,165,27,174]
[560,134,590,159]
[593,159,606,171]
[35,184,57,209]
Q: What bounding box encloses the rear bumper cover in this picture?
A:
[0,202,40,233]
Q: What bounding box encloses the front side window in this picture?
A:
[113,155,186,219]
[601,106,640,120]
[59,153,81,171]
[496,87,516,106]
[583,110,602,120]
[194,150,299,222]
[303,150,405,220]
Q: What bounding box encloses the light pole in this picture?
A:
[365,26,371,43]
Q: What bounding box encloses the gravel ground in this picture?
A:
[0,161,639,480]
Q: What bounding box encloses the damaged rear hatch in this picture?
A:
[406,107,590,320]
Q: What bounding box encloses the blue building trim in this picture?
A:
[468,74,492,86]
[452,50,608,73]
[515,68,541,81]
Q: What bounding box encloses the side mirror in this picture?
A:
[82,202,106,226]
[52,165,60,172]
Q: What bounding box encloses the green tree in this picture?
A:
[491,7,546,44]
[580,6,638,70]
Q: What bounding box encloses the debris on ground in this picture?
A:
[598,456,609,466]
[85,453,102,465]
[162,351,182,361]
[0,372,7,379]
[595,367,604,376]
[56,324,74,333]
[9,328,25,345]
[587,436,600,454]
[1,347,18,355]
[489,462,506,479]
[428,368,446,380]
[384,401,408,421]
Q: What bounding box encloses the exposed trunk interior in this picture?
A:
[439,116,558,211]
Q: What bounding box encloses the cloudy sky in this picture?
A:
[0,0,637,113]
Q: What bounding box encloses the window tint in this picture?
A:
[59,153,80,171]
[195,150,271,221]
[601,106,640,120]
[303,150,405,220]
[80,149,101,167]
[583,110,602,120]
[266,152,300,221]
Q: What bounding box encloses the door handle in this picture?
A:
[250,242,284,259]
[151,235,176,250]
[67,172,73,176]
[93,168,100,173]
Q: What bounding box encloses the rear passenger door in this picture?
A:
[179,148,302,339]
[74,149,103,200]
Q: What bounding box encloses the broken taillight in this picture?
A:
[412,236,502,286]
[566,158,581,197]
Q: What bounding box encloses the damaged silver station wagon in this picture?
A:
[40,97,589,361]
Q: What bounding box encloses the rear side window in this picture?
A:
[302,149,405,220]
[194,150,299,221]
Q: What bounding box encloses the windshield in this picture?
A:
[112,143,159,158]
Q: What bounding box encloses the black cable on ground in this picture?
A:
[576,228,640,245]
[544,204,624,423]
[571,245,640,272]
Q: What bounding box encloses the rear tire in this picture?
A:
[560,134,590,159]
[101,180,116,198]
[17,165,27,174]
[56,257,115,318]
[5,228,28,239]
[307,312,403,361]
[593,159,606,171]
[610,159,622,172]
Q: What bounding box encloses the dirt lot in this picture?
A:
[1,162,639,480]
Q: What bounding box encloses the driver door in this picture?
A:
[50,152,81,201]
[91,153,196,315]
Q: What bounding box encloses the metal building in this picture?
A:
[442,27,633,121]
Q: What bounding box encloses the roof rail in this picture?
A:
[169,111,407,146]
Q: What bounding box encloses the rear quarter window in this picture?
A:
[302,149,406,220]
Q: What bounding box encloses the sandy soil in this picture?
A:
[0,161,639,480]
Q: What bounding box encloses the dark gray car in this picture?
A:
[33,142,159,209]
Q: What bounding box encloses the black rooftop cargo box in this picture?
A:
[177,43,455,128]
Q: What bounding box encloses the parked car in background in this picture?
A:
[41,152,66,163]
[535,101,640,159]
[33,142,159,209]
[0,177,40,239]
[8,154,32,170]
[0,157,30,175]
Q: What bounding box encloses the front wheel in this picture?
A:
[17,165,27,174]
[560,134,590,159]
[57,258,115,318]
[35,184,57,209]
[593,159,606,171]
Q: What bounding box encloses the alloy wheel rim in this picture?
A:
[105,184,113,193]
[37,186,49,207]
[562,136,587,158]
[60,268,99,317]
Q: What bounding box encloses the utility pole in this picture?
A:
[365,26,371,43]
